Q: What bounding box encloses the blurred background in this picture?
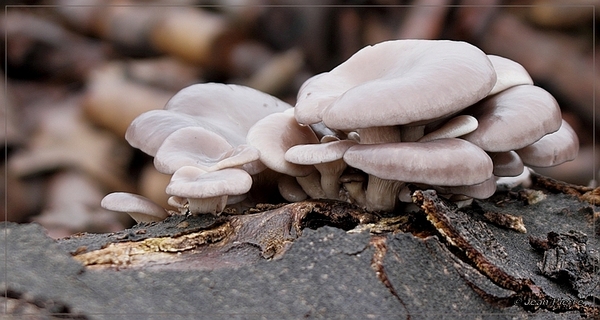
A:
[1,0,598,238]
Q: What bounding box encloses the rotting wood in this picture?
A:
[67,199,373,270]
[531,171,597,203]
[56,179,600,316]
[483,211,527,233]
[532,231,600,301]
[411,189,533,293]
[74,221,234,268]
[411,189,600,316]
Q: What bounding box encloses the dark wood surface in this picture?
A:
[2,177,599,319]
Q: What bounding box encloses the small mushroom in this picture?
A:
[165,166,252,215]
[516,120,579,167]
[167,196,188,215]
[434,176,497,200]
[101,192,169,224]
[339,172,367,206]
[417,115,478,142]
[153,126,260,174]
[277,174,308,202]
[496,167,533,191]
[487,55,534,95]
[247,110,325,198]
[285,139,357,199]
[489,151,525,177]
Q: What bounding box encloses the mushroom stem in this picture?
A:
[400,125,425,142]
[314,159,347,200]
[496,167,532,191]
[343,181,367,207]
[100,192,170,224]
[167,196,188,215]
[365,177,404,212]
[278,175,308,202]
[355,126,403,211]
[447,194,474,208]
[296,171,326,199]
[187,195,228,215]
[356,126,402,144]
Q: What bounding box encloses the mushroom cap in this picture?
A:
[125,83,291,156]
[166,166,252,198]
[153,126,260,174]
[489,151,524,177]
[284,139,357,165]
[516,120,579,167]
[418,115,478,142]
[487,55,534,95]
[101,192,169,222]
[295,39,496,129]
[461,85,562,152]
[496,167,532,191]
[343,138,493,186]
[154,126,232,173]
[246,111,319,177]
[126,109,196,156]
[434,177,497,199]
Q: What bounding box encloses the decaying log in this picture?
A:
[60,200,374,271]
[3,174,598,318]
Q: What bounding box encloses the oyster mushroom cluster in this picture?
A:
[102,39,579,221]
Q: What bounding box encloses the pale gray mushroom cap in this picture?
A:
[434,177,497,199]
[284,139,357,165]
[489,151,524,177]
[285,139,357,200]
[154,126,260,174]
[516,120,579,167]
[295,39,496,129]
[417,115,478,142]
[487,55,534,95]
[343,138,493,186]
[166,166,252,199]
[496,167,532,191]
[462,85,562,152]
[126,83,291,156]
[247,111,319,177]
[101,192,169,223]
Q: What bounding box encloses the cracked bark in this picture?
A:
[2,173,599,318]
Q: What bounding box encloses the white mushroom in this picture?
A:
[153,126,260,174]
[247,110,325,198]
[417,115,478,143]
[487,55,534,96]
[516,120,579,167]
[165,166,252,215]
[285,139,357,199]
[489,151,524,177]
[434,177,497,200]
[344,138,493,211]
[101,192,169,223]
